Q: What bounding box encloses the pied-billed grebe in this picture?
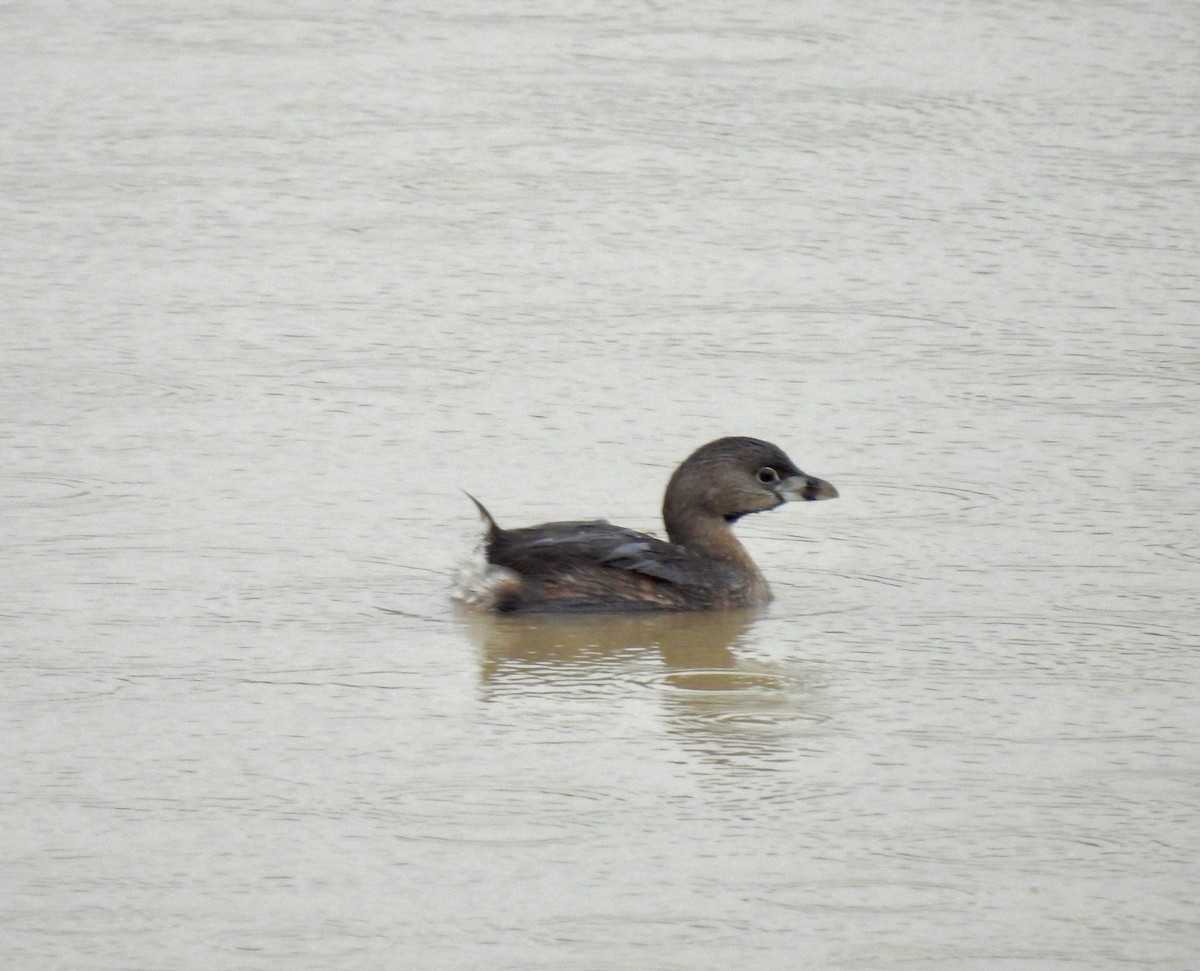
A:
[456,437,838,613]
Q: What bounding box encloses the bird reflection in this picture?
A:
[462,606,751,682]
[457,607,825,767]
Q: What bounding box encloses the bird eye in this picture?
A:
[756,466,780,484]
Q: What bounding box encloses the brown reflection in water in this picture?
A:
[458,607,826,767]
[460,607,757,685]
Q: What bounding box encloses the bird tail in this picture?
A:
[463,491,500,542]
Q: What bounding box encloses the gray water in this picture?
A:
[3,1,1198,968]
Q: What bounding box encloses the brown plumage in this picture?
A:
[456,437,838,613]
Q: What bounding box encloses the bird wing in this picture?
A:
[489,520,694,585]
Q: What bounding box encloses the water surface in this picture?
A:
[3,1,1197,968]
